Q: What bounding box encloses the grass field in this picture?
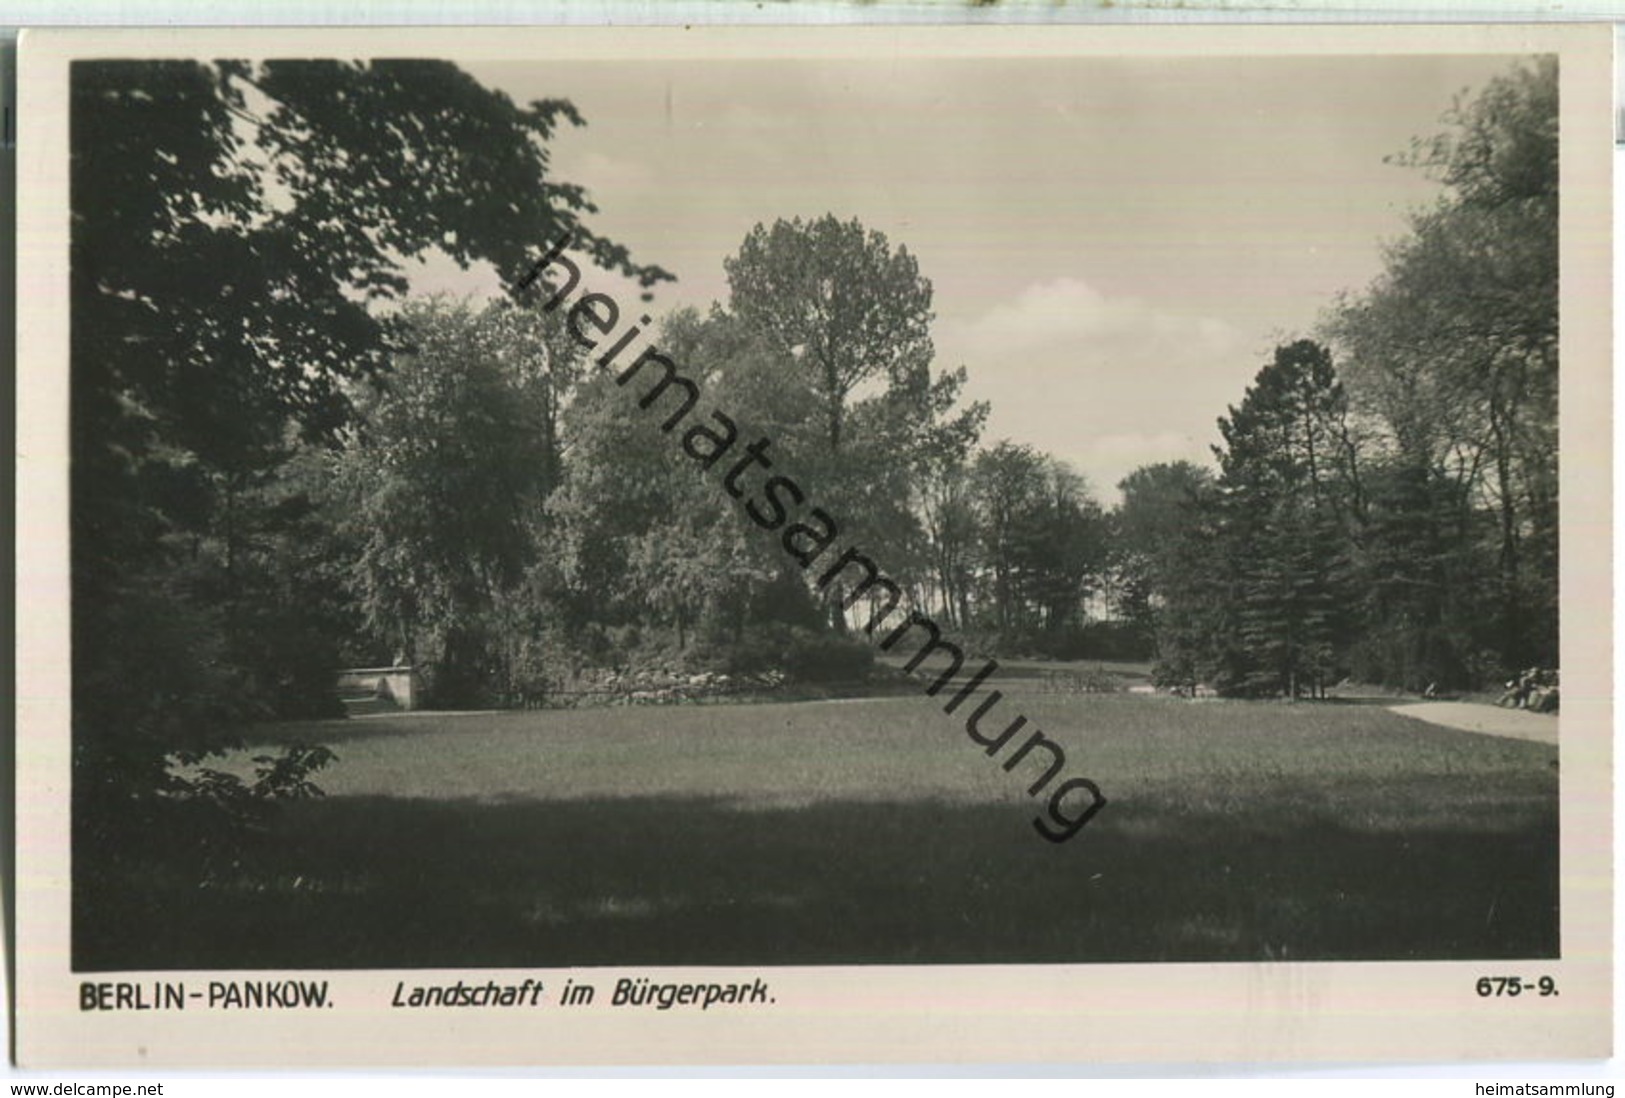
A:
[76,673,1559,969]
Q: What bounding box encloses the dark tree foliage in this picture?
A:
[721,215,986,629]
[1112,461,1213,647]
[334,299,566,706]
[71,60,667,832]
[1146,480,1237,693]
[1327,57,1558,680]
[967,442,1109,651]
[1140,61,1559,696]
[1205,341,1359,697]
[1350,462,1491,690]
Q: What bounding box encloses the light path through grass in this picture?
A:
[1388,701,1559,745]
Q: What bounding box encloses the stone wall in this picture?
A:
[336,666,423,711]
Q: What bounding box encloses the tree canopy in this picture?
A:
[71,59,669,820]
[1324,57,1558,678]
[724,215,936,454]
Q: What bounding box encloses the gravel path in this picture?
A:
[1388,701,1558,745]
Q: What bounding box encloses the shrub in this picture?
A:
[687,623,875,684]
[778,627,875,683]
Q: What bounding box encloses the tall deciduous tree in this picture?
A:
[1112,461,1214,642]
[548,308,803,650]
[1326,57,1558,675]
[724,215,934,454]
[720,215,984,628]
[334,299,561,705]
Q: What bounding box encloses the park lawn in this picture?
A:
[76,689,1559,970]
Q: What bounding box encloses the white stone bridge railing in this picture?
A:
[335,666,424,711]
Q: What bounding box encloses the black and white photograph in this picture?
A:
[13,23,1614,1068]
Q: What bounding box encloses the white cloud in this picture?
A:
[574,150,658,189]
[937,278,1254,502]
[943,277,1243,371]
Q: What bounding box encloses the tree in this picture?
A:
[548,308,803,653]
[334,299,560,705]
[1325,57,1558,675]
[917,451,980,629]
[967,443,1107,647]
[1146,479,1236,693]
[1023,462,1110,638]
[724,215,934,454]
[1212,341,1360,697]
[970,443,1045,635]
[1112,461,1214,642]
[73,61,668,503]
[720,215,984,629]
[1349,460,1490,690]
[71,60,666,818]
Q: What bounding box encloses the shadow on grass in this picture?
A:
[76,787,1557,971]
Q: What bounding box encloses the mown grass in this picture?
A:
[76,685,1558,969]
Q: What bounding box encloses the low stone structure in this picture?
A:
[336,666,424,711]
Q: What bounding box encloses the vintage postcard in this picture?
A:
[12,23,1613,1067]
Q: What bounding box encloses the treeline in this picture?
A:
[70,57,1556,835]
[297,219,1118,704]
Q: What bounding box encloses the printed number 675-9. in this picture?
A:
[1476,976,1558,997]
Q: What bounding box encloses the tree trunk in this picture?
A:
[1492,407,1523,668]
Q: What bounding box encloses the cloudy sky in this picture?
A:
[411,53,1522,501]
